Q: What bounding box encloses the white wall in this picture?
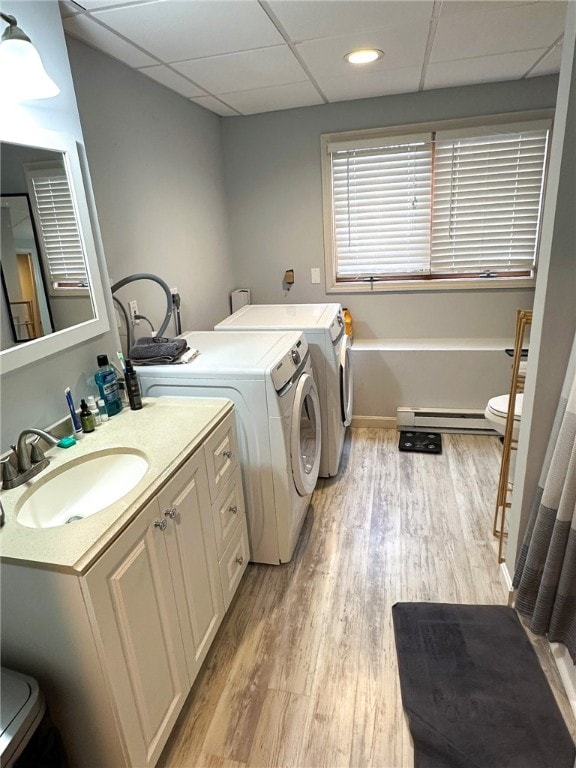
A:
[66,38,235,349]
[221,77,558,417]
[0,1,119,452]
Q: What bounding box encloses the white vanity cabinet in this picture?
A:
[0,406,248,768]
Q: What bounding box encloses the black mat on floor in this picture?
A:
[398,431,442,454]
[392,603,576,768]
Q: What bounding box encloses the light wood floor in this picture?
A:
[159,428,576,768]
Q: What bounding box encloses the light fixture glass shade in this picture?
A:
[0,38,60,100]
[345,49,384,65]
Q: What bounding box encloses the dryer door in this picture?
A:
[291,372,321,496]
[340,335,353,427]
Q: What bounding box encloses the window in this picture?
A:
[24,163,89,295]
[322,113,551,291]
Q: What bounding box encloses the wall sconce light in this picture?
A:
[0,12,60,100]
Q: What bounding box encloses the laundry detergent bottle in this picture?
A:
[95,354,123,416]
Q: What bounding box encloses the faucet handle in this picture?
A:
[1,456,18,486]
[30,436,46,464]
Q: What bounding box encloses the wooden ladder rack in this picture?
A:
[493,309,532,564]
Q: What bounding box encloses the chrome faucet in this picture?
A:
[1,429,59,490]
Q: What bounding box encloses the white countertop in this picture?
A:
[0,397,233,575]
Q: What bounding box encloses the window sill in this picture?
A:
[326,277,536,294]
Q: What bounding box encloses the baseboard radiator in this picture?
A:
[397,407,495,435]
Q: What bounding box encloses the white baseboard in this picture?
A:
[350,416,397,429]
[552,643,576,720]
[499,562,515,604]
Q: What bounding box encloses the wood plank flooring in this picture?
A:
[159,429,576,768]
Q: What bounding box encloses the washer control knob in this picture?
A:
[291,349,301,366]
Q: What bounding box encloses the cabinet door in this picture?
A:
[203,416,237,502]
[219,519,250,610]
[211,465,245,558]
[84,497,189,768]
[159,450,224,680]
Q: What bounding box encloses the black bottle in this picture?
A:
[124,359,143,411]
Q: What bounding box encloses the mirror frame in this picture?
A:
[0,127,110,375]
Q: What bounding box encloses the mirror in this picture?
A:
[0,128,109,374]
[1,193,55,344]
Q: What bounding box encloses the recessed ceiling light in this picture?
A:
[345,49,384,65]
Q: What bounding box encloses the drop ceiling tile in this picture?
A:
[137,65,207,97]
[63,14,156,67]
[221,81,324,115]
[425,49,549,90]
[438,1,547,18]
[296,23,430,81]
[190,95,240,117]
[268,0,434,42]
[76,0,137,8]
[172,46,307,95]
[320,66,422,101]
[431,2,567,63]
[91,0,284,62]
[526,42,564,77]
[59,1,81,18]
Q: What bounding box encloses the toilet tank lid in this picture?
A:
[0,667,45,761]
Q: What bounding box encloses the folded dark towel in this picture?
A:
[129,336,188,364]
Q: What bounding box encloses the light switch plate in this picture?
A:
[311,268,321,284]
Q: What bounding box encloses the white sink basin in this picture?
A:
[16,449,149,529]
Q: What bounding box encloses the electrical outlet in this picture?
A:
[128,299,140,324]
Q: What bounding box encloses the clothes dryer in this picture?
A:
[136,331,321,565]
[215,304,352,477]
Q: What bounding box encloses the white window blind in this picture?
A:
[326,120,550,284]
[431,130,549,276]
[331,137,432,278]
[25,164,88,292]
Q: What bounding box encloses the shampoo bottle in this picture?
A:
[124,359,143,410]
[95,354,123,416]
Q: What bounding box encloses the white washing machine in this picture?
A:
[215,304,353,477]
[136,331,321,565]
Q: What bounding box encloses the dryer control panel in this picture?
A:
[271,335,308,392]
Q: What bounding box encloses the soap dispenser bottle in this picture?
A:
[124,359,143,410]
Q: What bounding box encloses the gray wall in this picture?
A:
[221,77,558,417]
[507,6,576,571]
[67,38,235,349]
[0,0,119,452]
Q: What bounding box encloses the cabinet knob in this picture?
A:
[228,505,238,515]
[222,449,232,459]
[153,519,168,531]
[235,555,244,566]
[164,506,178,519]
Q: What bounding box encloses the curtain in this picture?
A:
[513,335,576,662]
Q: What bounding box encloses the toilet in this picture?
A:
[484,393,523,440]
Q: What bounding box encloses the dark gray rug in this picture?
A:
[392,602,575,768]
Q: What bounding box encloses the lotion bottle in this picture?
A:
[86,395,101,426]
[124,359,143,410]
